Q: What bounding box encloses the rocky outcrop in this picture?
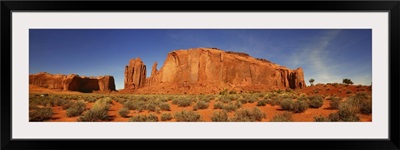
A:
[29,72,116,92]
[146,62,160,86]
[128,47,306,94]
[124,58,146,90]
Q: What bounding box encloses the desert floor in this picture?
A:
[29,84,372,122]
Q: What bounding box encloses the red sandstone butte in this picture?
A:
[126,48,306,94]
[29,72,116,92]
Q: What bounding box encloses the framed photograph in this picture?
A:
[1,0,399,149]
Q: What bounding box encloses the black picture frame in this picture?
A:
[1,0,399,149]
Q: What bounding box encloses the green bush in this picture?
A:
[161,113,173,121]
[211,110,229,122]
[213,102,224,109]
[237,97,248,104]
[147,113,159,122]
[124,100,145,111]
[129,113,159,122]
[349,93,372,114]
[222,102,240,112]
[308,96,323,108]
[267,98,280,106]
[360,99,372,114]
[78,99,109,122]
[228,94,239,101]
[270,112,293,122]
[256,99,268,106]
[219,89,229,95]
[29,107,53,121]
[62,101,75,110]
[328,112,341,122]
[174,110,202,122]
[329,97,341,109]
[118,107,130,118]
[193,100,209,110]
[292,100,308,113]
[159,102,171,111]
[314,115,331,122]
[129,114,148,122]
[247,95,258,103]
[338,102,360,121]
[172,97,192,107]
[219,95,232,103]
[280,99,294,110]
[146,103,157,112]
[230,107,266,122]
[66,100,86,117]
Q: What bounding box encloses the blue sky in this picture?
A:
[29,29,372,90]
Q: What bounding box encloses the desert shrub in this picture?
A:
[159,102,171,111]
[219,95,232,103]
[29,107,53,121]
[211,110,229,122]
[129,113,158,122]
[174,110,202,122]
[172,97,192,107]
[50,98,62,107]
[292,100,308,113]
[193,100,209,110]
[222,102,240,112]
[270,112,293,122]
[308,95,323,108]
[62,101,75,110]
[219,89,229,95]
[85,96,98,103]
[118,107,130,118]
[129,114,148,122]
[246,95,258,103]
[337,102,360,121]
[280,99,294,110]
[256,99,268,106]
[318,101,361,122]
[229,90,237,94]
[276,89,283,94]
[230,107,266,122]
[268,98,281,106]
[359,99,372,114]
[124,100,145,111]
[145,103,157,112]
[78,99,110,122]
[314,115,331,122]
[328,112,341,122]
[213,102,224,109]
[329,97,341,109]
[237,97,248,104]
[161,113,173,121]
[228,94,239,101]
[66,100,86,117]
[297,95,308,101]
[350,93,372,114]
[147,113,159,122]
[158,96,169,102]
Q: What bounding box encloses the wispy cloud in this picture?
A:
[290,30,342,84]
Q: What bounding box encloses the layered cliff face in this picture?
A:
[124,58,146,90]
[29,72,116,93]
[127,48,306,94]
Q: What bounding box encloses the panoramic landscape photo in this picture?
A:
[29,29,372,122]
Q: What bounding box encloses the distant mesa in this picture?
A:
[122,47,306,94]
[29,72,116,93]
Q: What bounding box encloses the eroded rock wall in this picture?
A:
[29,72,116,92]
